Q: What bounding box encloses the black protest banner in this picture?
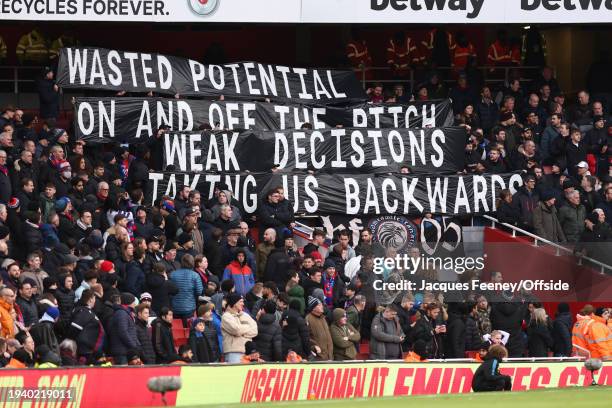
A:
[56,47,366,104]
[162,127,467,174]
[73,97,454,142]
[147,172,523,216]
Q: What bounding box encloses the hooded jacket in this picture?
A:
[533,201,567,243]
[330,308,360,361]
[222,252,255,296]
[254,313,282,362]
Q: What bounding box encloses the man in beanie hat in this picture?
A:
[533,189,566,243]
[306,296,333,361]
[330,308,360,361]
[29,305,60,356]
[221,293,257,363]
[107,292,140,364]
[585,114,609,178]
[322,259,345,310]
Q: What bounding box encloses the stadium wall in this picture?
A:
[0,361,610,407]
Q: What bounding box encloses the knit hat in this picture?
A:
[12,349,31,364]
[576,161,589,169]
[120,293,136,306]
[100,260,114,273]
[323,259,336,270]
[307,296,322,311]
[593,115,605,123]
[102,152,115,164]
[310,251,323,261]
[86,230,104,250]
[55,197,71,212]
[226,293,242,308]
[140,292,152,302]
[192,318,205,329]
[7,197,19,209]
[312,288,325,303]
[52,128,67,143]
[562,180,575,190]
[45,306,60,320]
[540,189,555,202]
[332,308,346,323]
[177,233,193,246]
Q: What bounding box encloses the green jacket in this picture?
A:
[331,322,361,360]
[287,285,305,315]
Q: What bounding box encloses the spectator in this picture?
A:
[254,300,282,362]
[370,304,404,360]
[170,254,203,320]
[471,345,512,392]
[346,294,366,335]
[196,303,222,362]
[221,293,257,363]
[145,263,178,316]
[552,303,572,357]
[68,290,105,364]
[477,86,499,134]
[16,280,37,328]
[29,305,60,355]
[490,301,524,358]
[331,308,360,361]
[74,270,98,303]
[108,292,140,364]
[558,190,586,243]
[134,303,155,364]
[413,302,446,359]
[151,307,180,364]
[321,259,345,310]
[527,308,553,358]
[281,300,310,359]
[258,187,294,240]
[222,249,255,297]
[355,229,385,258]
[189,318,213,363]
[306,297,333,361]
[37,67,60,120]
[512,175,539,230]
[533,190,567,243]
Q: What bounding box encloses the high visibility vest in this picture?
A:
[387,37,418,73]
[50,35,79,60]
[571,315,593,355]
[452,43,477,68]
[16,30,48,64]
[589,315,612,359]
[0,36,7,60]
[487,40,512,66]
[346,40,372,72]
[510,45,522,66]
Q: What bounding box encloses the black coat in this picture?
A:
[204,320,221,362]
[527,321,553,357]
[465,315,483,351]
[151,317,180,364]
[472,356,512,392]
[512,186,539,229]
[37,78,60,119]
[29,320,59,355]
[281,309,310,358]
[55,286,75,324]
[552,313,573,356]
[412,314,444,359]
[16,295,38,327]
[135,318,156,364]
[69,306,105,357]
[258,199,294,238]
[264,248,292,290]
[490,302,525,357]
[254,313,283,362]
[108,305,140,358]
[496,201,522,226]
[145,272,179,315]
[445,312,466,359]
[0,170,11,204]
[188,332,213,363]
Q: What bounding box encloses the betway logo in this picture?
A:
[522,0,612,10]
[371,0,485,19]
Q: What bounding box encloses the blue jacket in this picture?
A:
[170,268,203,315]
[108,305,139,357]
[222,260,255,296]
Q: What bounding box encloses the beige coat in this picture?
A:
[221,310,258,353]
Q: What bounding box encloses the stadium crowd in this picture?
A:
[0,28,610,368]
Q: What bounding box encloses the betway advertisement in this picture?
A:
[0,362,609,407]
[0,0,610,22]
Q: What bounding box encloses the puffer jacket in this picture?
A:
[557,203,586,243]
[254,313,282,362]
[108,305,140,358]
[222,259,255,296]
[151,317,180,364]
[552,312,572,356]
[281,309,310,358]
[170,268,203,315]
[55,286,75,324]
[135,318,155,364]
[221,310,258,354]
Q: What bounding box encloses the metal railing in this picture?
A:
[357,65,547,90]
[481,214,612,275]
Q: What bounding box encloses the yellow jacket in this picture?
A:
[16,30,48,64]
